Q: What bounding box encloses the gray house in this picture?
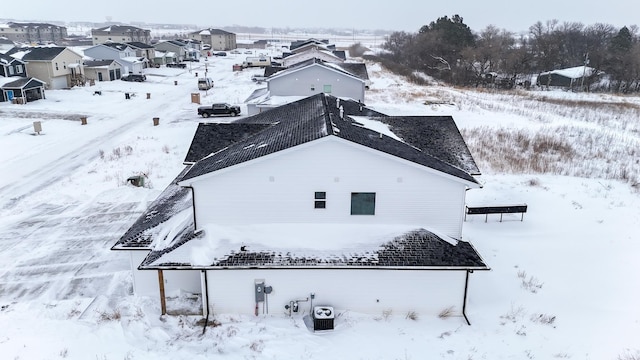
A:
[84,43,145,76]
[154,40,190,62]
[126,42,156,67]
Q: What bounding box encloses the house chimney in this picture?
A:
[336,98,340,109]
[339,106,344,119]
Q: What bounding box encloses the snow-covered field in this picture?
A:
[1,51,639,360]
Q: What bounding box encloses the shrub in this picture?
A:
[438,306,455,318]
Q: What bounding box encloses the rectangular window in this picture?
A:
[8,67,14,75]
[323,85,332,93]
[314,192,326,209]
[351,192,376,215]
[55,62,59,70]
[16,65,22,73]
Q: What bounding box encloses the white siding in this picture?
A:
[205,269,468,316]
[190,137,468,238]
[268,66,365,102]
[129,251,201,297]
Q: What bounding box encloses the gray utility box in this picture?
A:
[312,306,334,331]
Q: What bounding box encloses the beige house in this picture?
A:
[189,28,236,51]
[91,25,151,45]
[7,46,84,89]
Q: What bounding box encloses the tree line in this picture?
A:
[377,15,640,92]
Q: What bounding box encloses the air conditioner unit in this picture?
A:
[312,306,334,331]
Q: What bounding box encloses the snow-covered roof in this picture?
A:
[539,66,597,79]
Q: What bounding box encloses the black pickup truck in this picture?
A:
[197,103,241,117]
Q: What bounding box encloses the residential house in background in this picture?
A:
[83,60,123,82]
[189,28,236,51]
[84,43,146,75]
[91,25,151,45]
[282,47,345,68]
[246,59,369,115]
[0,53,27,78]
[154,40,189,62]
[6,46,84,89]
[0,22,68,44]
[126,42,156,67]
[112,93,487,322]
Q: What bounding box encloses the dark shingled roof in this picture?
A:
[180,93,478,184]
[139,228,487,270]
[368,116,480,175]
[183,123,272,164]
[112,167,193,250]
[9,46,67,61]
[2,77,45,89]
[84,60,116,67]
[126,42,154,49]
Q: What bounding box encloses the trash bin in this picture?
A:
[80,117,87,125]
[125,93,130,100]
[153,117,159,126]
[174,80,178,86]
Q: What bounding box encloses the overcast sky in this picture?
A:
[2,0,639,34]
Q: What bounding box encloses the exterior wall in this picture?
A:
[25,49,84,88]
[190,138,468,239]
[129,251,201,297]
[92,28,151,45]
[268,66,365,102]
[84,63,122,81]
[205,269,468,316]
[85,46,134,60]
[0,24,67,44]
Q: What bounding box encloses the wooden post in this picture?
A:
[158,270,167,315]
[80,117,87,125]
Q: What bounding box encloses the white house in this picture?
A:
[245,59,369,115]
[282,47,344,68]
[83,43,145,76]
[113,94,487,324]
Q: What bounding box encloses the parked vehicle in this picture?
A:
[197,103,241,118]
[166,63,187,68]
[121,74,146,82]
[198,77,214,90]
[214,52,227,56]
[242,56,271,68]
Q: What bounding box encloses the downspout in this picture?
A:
[158,270,167,315]
[462,270,471,326]
[188,186,197,229]
[202,270,210,335]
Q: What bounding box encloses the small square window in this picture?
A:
[314,192,326,209]
[351,192,376,215]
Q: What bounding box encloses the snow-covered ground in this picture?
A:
[1,51,639,360]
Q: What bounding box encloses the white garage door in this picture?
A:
[49,76,68,89]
